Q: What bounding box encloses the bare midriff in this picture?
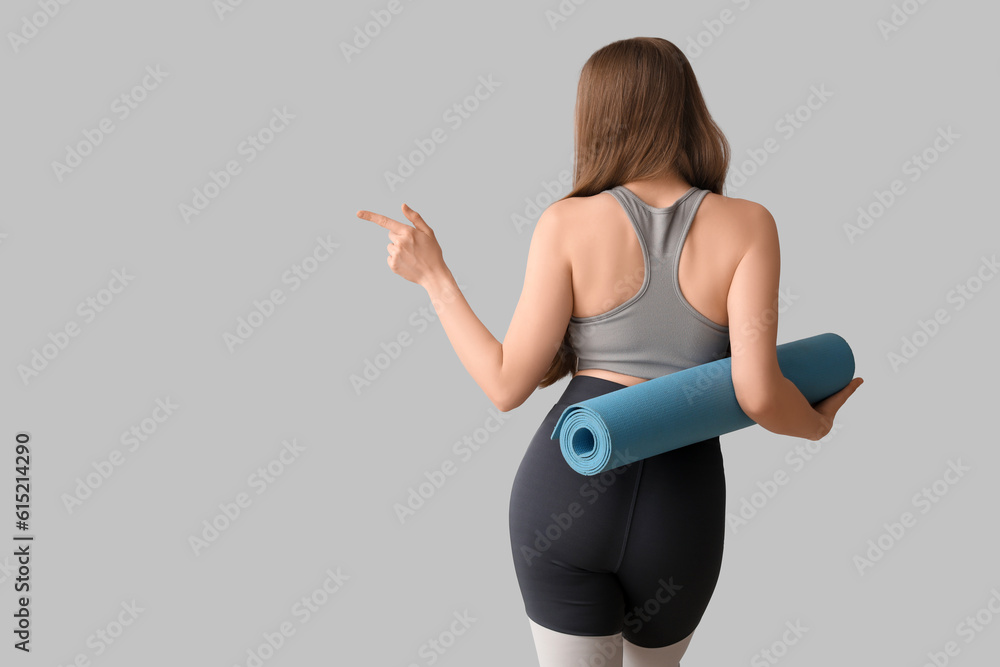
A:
[573,368,649,386]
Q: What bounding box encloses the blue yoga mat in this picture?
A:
[550,332,854,475]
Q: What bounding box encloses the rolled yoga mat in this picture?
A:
[550,332,854,475]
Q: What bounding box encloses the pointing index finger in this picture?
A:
[357,209,407,232]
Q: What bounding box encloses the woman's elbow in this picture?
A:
[733,374,777,420]
[492,388,522,413]
[494,397,515,413]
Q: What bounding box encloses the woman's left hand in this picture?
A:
[356,203,448,288]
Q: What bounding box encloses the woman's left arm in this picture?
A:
[357,202,573,411]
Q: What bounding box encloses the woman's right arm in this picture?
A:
[727,203,861,440]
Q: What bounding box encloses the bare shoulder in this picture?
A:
[528,196,575,242]
[539,190,620,230]
[699,192,777,251]
[701,191,773,227]
[543,191,614,216]
[532,192,616,244]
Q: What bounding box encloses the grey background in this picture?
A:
[2,0,998,664]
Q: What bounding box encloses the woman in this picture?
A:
[358,37,862,667]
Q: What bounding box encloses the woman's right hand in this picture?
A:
[811,377,864,440]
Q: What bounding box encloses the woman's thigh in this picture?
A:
[527,618,696,667]
[616,439,727,648]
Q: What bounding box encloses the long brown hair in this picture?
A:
[537,36,731,388]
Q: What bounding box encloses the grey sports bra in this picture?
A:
[566,185,731,380]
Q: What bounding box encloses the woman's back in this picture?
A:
[562,179,764,388]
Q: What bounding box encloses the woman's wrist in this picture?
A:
[422,266,459,310]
